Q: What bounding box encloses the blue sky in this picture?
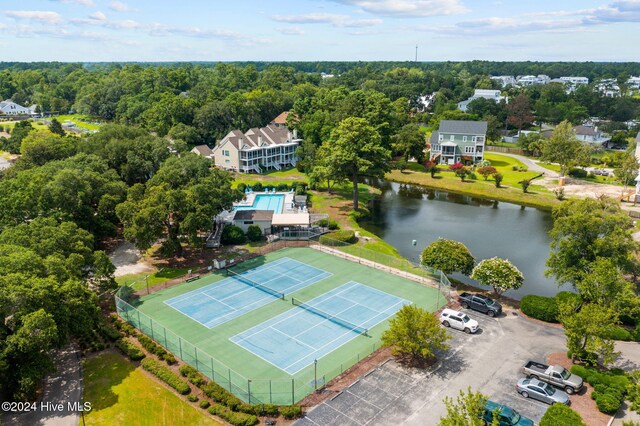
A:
[1,0,639,62]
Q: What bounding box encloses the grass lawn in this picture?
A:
[54,114,103,130]
[116,267,190,291]
[233,167,306,186]
[489,141,520,148]
[83,352,221,426]
[0,119,47,132]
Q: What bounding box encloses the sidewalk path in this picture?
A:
[2,345,83,426]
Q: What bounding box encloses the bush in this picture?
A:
[141,358,190,395]
[555,291,581,306]
[280,405,303,419]
[316,218,339,230]
[539,403,586,426]
[237,183,247,192]
[319,230,356,246]
[595,392,622,414]
[221,225,246,245]
[100,323,121,341]
[276,183,289,191]
[115,339,145,361]
[348,209,369,222]
[201,382,242,410]
[511,165,518,171]
[568,168,588,178]
[187,394,199,402]
[179,364,207,387]
[199,400,210,409]
[179,364,198,377]
[494,173,503,187]
[208,404,259,426]
[137,334,176,364]
[245,225,263,242]
[602,325,634,341]
[252,182,263,192]
[520,295,559,322]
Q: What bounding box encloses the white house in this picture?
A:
[595,79,621,97]
[572,125,610,146]
[457,89,507,112]
[628,76,640,91]
[490,76,516,87]
[211,122,301,173]
[0,100,32,115]
[559,76,589,86]
[232,210,274,233]
[516,75,551,86]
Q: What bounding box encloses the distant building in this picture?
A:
[628,76,640,91]
[595,79,621,97]
[457,89,508,112]
[490,75,516,88]
[572,125,610,146]
[429,120,487,165]
[634,132,640,201]
[270,111,290,128]
[415,92,437,112]
[191,145,214,158]
[516,75,551,86]
[211,122,301,173]
[559,76,589,86]
[0,100,32,115]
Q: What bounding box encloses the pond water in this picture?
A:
[361,180,564,299]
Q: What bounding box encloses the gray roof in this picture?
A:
[573,125,598,136]
[192,145,213,156]
[233,210,274,221]
[437,120,488,135]
[430,131,439,145]
[216,125,299,151]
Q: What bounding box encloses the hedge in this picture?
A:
[601,325,634,342]
[207,404,258,426]
[141,358,190,395]
[316,218,339,230]
[570,365,628,414]
[281,405,303,419]
[201,382,243,411]
[199,400,210,409]
[222,225,246,245]
[539,403,586,426]
[179,364,207,387]
[115,338,145,361]
[137,334,176,365]
[568,168,588,178]
[319,230,356,246]
[520,295,558,322]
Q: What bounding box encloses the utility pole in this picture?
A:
[415,45,418,62]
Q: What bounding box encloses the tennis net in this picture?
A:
[291,297,368,335]
[227,269,285,300]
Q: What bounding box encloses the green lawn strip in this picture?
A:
[116,267,190,291]
[0,120,48,132]
[83,352,221,426]
[133,247,444,404]
[232,168,307,185]
[54,114,103,130]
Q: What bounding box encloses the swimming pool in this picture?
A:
[234,194,284,213]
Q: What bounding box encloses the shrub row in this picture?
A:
[115,338,146,361]
[100,322,121,341]
[520,291,581,323]
[201,382,244,411]
[137,334,177,365]
[319,230,356,246]
[207,404,258,426]
[570,365,628,414]
[141,358,190,395]
[237,182,306,194]
[179,364,207,387]
[111,316,138,337]
[316,218,339,230]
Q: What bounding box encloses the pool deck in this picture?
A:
[234,191,301,214]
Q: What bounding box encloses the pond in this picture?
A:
[361,180,564,299]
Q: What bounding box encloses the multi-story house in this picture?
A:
[490,75,516,88]
[516,75,550,86]
[211,123,301,173]
[457,89,508,112]
[429,120,487,165]
[0,99,33,115]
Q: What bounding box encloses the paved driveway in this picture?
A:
[297,310,566,426]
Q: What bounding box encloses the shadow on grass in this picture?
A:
[489,159,510,168]
[84,352,136,412]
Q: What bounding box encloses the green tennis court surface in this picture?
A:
[121,247,445,404]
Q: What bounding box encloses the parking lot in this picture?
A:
[296,309,567,425]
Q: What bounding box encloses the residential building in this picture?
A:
[634,132,640,200]
[595,79,621,97]
[516,75,551,86]
[429,120,487,165]
[0,99,32,115]
[573,125,610,146]
[457,89,508,112]
[270,111,289,128]
[628,76,640,91]
[191,145,214,158]
[232,210,274,233]
[211,124,301,173]
[490,75,516,87]
[559,76,589,86]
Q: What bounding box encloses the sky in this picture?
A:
[1,0,640,62]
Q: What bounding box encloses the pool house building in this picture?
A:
[211,124,301,173]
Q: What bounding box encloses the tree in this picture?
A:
[518,132,546,156]
[539,403,586,426]
[614,150,639,190]
[471,257,524,296]
[318,117,391,211]
[381,305,451,362]
[19,131,76,166]
[421,239,475,275]
[2,120,33,154]
[391,123,426,162]
[546,198,638,287]
[540,121,591,176]
[439,388,493,426]
[48,118,65,136]
[493,173,503,187]
[558,301,619,366]
[477,166,497,180]
[507,95,534,131]
[246,225,263,242]
[117,154,242,255]
[449,162,469,182]
[423,160,439,178]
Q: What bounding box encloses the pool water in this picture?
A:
[234,194,284,213]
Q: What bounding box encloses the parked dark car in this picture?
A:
[457,292,502,317]
[481,400,534,426]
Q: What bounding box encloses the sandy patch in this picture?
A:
[109,241,154,277]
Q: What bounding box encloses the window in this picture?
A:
[464,146,475,154]
[463,136,467,142]
[244,221,254,225]
[432,143,440,151]
[438,134,443,142]
[450,135,455,141]
[225,159,230,164]
[223,150,230,157]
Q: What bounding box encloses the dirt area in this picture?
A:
[545,177,630,200]
[110,241,154,277]
[547,352,611,426]
[299,346,394,407]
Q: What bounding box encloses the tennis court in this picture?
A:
[164,257,331,329]
[230,281,410,374]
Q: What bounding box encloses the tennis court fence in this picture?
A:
[115,235,453,405]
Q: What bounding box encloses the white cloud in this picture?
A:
[49,0,94,6]
[89,11,107,21]
[4,10,64,25]
[330,0,468,17]
[109,1,131,13]
[271,13,382,27]
[276,26,305,35]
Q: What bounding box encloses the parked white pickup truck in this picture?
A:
[521,361,584,394]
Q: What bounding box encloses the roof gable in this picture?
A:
[438,120,488,135]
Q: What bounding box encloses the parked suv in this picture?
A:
[481,400,534,426]
[439,308,479,334]
[458,292,503,317]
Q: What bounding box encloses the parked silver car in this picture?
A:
[516,378,570,405]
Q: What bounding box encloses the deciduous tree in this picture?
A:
[391,123,426,162]
[471,257,524,296]
[421,239,475,275]
[440,388,493,426]
[541,121,591,176]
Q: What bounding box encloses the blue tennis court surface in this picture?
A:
[164,258,331,329]
[230,282,410,374]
